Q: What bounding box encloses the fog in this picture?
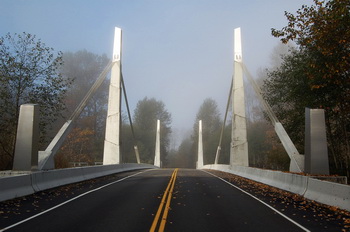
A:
[1,0,311,145]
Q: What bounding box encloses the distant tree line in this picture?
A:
[167,97,289,171]
[1,0,348,178]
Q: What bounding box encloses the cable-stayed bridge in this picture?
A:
[0,27,349,232]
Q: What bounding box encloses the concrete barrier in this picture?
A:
[31,167,86,192]
[304,178,350,210]
[81,163,155,181]
[1,163,156,202]
[0,174,34,202]
[3,164,348,211]
[203,164,308,195]
[202,164,350,211]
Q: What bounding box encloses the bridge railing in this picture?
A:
[201,164,349,212]
[0,163,156,202]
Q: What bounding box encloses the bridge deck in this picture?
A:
[0,169,348,231]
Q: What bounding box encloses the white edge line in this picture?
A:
[202,170,311,232]
[0,169,152,232]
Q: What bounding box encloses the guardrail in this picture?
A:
[0,163,156,202]
[201,164,350,212]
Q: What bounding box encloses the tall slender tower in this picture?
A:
[154,120,161,167]
[103,27,122,164]
[230,28,249,167]
[197,120,204,169]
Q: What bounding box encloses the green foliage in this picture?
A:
[268,0,350,176]
[263,49,310,151]
[248,121,289,171]
[0,32,71,170]
[216,123,231,164]
[271,0,350,111]
[121,123,137,163]
[133,97,172,165]
[167,138,193,168]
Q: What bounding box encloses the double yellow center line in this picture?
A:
[150,168,179,232]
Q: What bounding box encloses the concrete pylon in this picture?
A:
[305,108,329,175]
[13,104,39,171]
[197,120,204,169]
[154,120,161,167]
[230,27,249,167]
[103,27,122,165]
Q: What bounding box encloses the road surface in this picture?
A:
[0,169,347,231]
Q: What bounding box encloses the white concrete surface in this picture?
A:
[13,104,39,171]
[39,120,73,170]
[0,175,34,202]
[154,120,161,167]
[275,123,304,172]
[305,108,329,174]
[103,27,122,165]
[304,178,349,210]
[197,120,204,168]
[201,164,350,211]
[231,27,249,167]
[0,164,156,202]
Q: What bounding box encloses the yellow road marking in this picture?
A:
[150,168,178,232]
[159,168,177,231]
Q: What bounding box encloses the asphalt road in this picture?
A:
[0,169,346,231]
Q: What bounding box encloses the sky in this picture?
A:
[1,0,312,146]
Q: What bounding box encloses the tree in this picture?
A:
[247,120,289,170]
[192,98,222,165]
[54,50,110,167]
[133,97,172,165]
[240,43,293,171]
[263,49,310,152]
[267,0,350,176]
[271,0,350,111]
[61,50,109,132]
[172,138,193,168]
[0,32,71,170]
[55,127,95,168]
[120,123,137,163]
[120,111,140,164]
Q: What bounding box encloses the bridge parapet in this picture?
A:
[0,163,156,202]
[201,164,349,211]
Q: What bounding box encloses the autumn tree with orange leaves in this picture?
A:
[264,0,350,176]
[55,127,95,168]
